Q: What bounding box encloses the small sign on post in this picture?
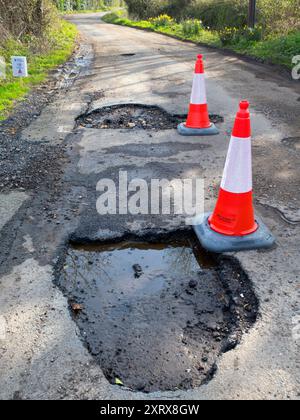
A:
[0,56,6,79]
[12,56,28,78]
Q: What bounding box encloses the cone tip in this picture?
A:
[240,100,250,110]
[197,54,203,60]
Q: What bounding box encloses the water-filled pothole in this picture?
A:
[58,232,258,393]
[76,104,224,130]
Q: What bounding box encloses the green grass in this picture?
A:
[103,12,220,46]
[103,12,299,69]
[231,31,300,68]
[0,20,78,121]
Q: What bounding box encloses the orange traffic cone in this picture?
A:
[178,55,219,136]
[193,100,275,252]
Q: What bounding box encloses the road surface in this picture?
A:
[0,13,299,400]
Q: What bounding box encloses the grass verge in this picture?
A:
[102,12,220,47]
[231,32,300,68]
[0,20,78,121]
[102,11,299,70]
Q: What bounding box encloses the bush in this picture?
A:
[123,0,300,37]
[186,0,248,30]
[257,0,300,36]
[55,1,106,11]
[149,14,174,27]
[123,1,249,29]
[239,26,263,42]
[218,25,263,46]
[124,0,168,20]
[0,0,55,43]
[245,30,300,66]
[164,0,193,20]
[182,19,203,36]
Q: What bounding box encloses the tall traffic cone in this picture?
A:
[193,100,275,252]
[178,55,219,136]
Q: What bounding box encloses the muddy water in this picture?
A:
[59,236,257,392]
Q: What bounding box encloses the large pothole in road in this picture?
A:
[58,232,257,393]
[76,104,223,130]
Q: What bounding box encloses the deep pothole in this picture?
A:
[58,231,258,393]
[76,104,224,130]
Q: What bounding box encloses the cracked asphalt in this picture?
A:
[0,12,299,400]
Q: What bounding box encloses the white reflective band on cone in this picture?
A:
[190,74,207,105]
[221,136,252,193]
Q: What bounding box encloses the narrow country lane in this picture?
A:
[0,13,299,400]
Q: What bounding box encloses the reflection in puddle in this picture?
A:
[59,235,256,392]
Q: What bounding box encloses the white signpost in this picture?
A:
[11,56,28,78]
[0,56,6,79]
